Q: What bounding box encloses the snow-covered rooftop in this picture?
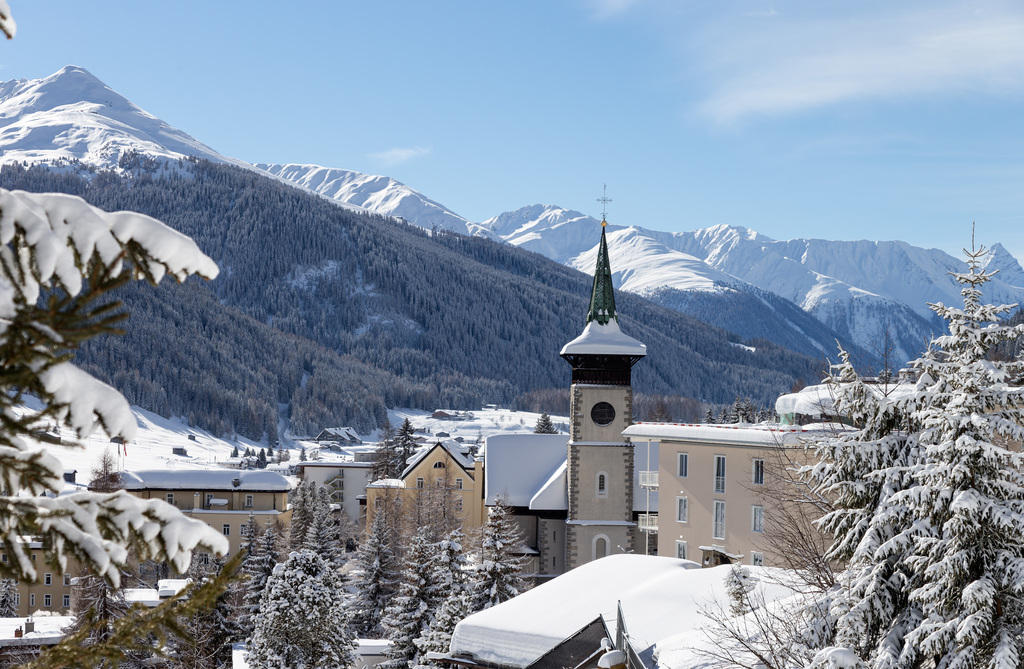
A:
[399,440,474,479]
[560,319,647,357]
[367,478,405,489]
[450,555,804,669]
[0,615,73,647]
[120,469,291,491]
[623,422,836,447]
[774,382,917,420]
[484,433,567,506]
[528,461,567,511]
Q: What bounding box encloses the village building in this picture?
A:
[293,460,374,524]
[312,426,362,446]
[364,441,485,535]
[624,422,832,567]
[120,469,293,561]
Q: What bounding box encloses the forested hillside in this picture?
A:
[0,159,825,439]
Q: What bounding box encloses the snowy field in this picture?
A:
[14,396,565,482]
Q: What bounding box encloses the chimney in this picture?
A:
[24,618,34,634]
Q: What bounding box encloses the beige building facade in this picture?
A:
[624,422,823,567]
[294,460,374,524]
[364,441,485,537]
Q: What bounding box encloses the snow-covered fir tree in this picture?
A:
[413,529,471,666]
[0,579,17,617]
[805,348,922,667]
[396,418,418,472]
[895,245,1024,668]
[247,550,355,669]
[288,480,314,551]
[807,243,1024,668]
[238,525,281,639]
[470,500,526,611]
[533,412,557,434]
[302,487,345,570]
[66,566,131,646]
[349,509,400,637]
[374,422,400,480]
[169,556,239,669]
[381,528,436,669]
[725,564,757,618]
[704,407,714,424]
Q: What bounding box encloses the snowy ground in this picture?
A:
[15,396,566,481]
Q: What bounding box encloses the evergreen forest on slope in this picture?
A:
[0,159,825,439]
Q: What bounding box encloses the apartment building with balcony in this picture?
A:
[623,422,829,568]
[293,460,374,524]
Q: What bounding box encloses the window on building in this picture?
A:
[596,472,608,498]
[713,500,727,539]
[43,594,51,608]
[594,536,609,560]
[433,461,446,468]
[552,556,557,570]
[677,453,688,478]
[29,593,34,607]
[44,573,51,586]
[752,458,765,485]
[196,552,210,567]
[0,553,6,563]
[63,574,70,586]
[166,493,175,505]
[30,553,35,562]
[752,552,764,567]
[245,494,254,508]
[374,498,383,509]
[675,540,687,560]
[240,523,253,538]
[63,594,70,608]
[455,498,463,512]
[222,524,231,536]
[455,478,463,489]
[206,493,214,506]
[416,477,424,489]
[714,455,726,494]
[676,496,688,523]
[13,592,18,606]
[752,505,764,533]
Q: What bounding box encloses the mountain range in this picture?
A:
[0,66,832,440]
[3,65,1022,375]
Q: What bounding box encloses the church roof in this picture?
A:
[561,222,646,358]
[485,433,567,507]
[529,460,568,511]
[587,225,617,325]
[559,318,647,357]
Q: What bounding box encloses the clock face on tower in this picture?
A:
[590,401,616,426]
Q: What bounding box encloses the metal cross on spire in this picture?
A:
[596,184,612,227]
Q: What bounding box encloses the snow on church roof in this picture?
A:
[528,460,567,511]
[485,433,567,507]
[559,319,647,357]
[120,469,291,491]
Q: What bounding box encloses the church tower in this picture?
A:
[560,219,646,569]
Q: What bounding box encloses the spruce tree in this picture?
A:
[302,487,344,570]
[169,556,239,668]
[230,446,239,459]
[349,509,400,637]
[896,245,1024,668]
[725,564,757,618]
[381,528,435,669]
[470,501,526,611]
[0,579,17,616]
[288,480,314,551]
[806,349,922,666]
[533,413,557,434]
[395,418,418,474]
[238,525,281,639]
[704,408,714,424]
[413,529,471,665]
[247,550,355,668]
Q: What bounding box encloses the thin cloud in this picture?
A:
[691,4,1024,123]
[587,0,640,20]
[368,146,430,167]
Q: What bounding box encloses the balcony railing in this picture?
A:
[639,471,659,488]
[637,513,659,532]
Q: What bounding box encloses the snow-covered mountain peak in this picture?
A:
[0,65,235,169]
[254,162,471,234]
[982,242,1024,289]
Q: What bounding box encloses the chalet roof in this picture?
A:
[120,469,291,492]
[399,440,474,479]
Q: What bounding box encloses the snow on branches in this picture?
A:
[0,188,225,585]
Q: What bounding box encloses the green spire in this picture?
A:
[586,223,617,325]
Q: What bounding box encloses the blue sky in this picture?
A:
[3,0,1023,258]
